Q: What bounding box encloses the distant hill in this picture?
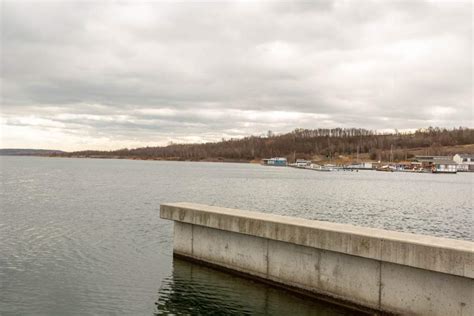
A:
[0,149,66,156]
[62,127,474,163]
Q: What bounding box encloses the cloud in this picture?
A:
[1,0,472,150]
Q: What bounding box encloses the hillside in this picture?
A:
[0,149,66,156]
[61,127,474,163]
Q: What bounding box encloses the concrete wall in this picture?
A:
[160,202,473,315]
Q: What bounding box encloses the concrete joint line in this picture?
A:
[378,239,384,310]
[266,239,270,277]
[191,224,194,256]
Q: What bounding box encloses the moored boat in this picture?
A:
[261,157,287,167]
[309,164,335,172]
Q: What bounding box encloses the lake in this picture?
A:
[1,156,472,315]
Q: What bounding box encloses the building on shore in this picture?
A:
[261,157,287,166]
[453,154,474,172]
[431,159,458,173]
[412,156,457,173]
[411,156,457,173]
[412,155,450,166]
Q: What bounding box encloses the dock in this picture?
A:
[160,202,473,315]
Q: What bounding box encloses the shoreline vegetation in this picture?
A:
[2,127,474,164]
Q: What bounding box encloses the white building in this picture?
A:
[432,159,457,173]
[453,154,474,172]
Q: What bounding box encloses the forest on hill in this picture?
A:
[59,127,474,163]
[0,149,65,156]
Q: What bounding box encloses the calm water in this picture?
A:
[1,157,472,315]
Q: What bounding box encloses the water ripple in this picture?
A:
[1,157,472,315]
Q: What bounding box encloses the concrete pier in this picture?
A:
[160,202,473,315]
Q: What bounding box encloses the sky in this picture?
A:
[1,0,472,151]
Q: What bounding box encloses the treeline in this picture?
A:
[60,127,474,162]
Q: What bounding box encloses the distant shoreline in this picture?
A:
[61,155,258,164]
[0,154,397,166]
[0,154,259,164]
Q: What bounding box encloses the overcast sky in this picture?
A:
[1,0,472,151]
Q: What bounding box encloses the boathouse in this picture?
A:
[412,155,457,172]
[453,154,474,172]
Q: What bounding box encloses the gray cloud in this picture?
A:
[1,0,472,150]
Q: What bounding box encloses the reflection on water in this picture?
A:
[155,257,367,316]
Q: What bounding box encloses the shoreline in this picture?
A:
[1,154,382,166]
[2,155,474,173]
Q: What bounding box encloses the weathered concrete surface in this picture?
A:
[380,262,473,315]
[161,202,474,315]
[174,222,268,278]
[267,239,381,309]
